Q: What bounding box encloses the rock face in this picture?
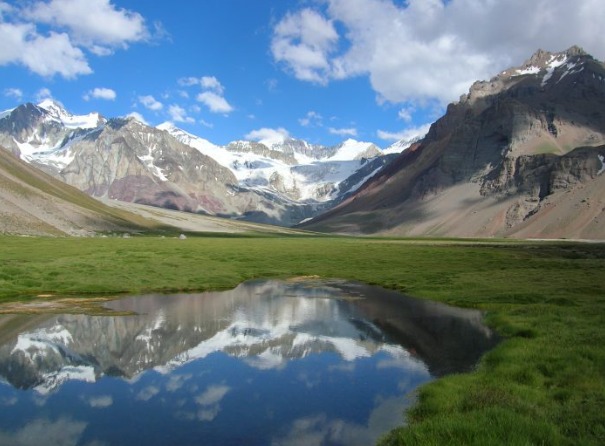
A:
[58,118,244,215]
[0,147,150,236]
[303,47,605,239]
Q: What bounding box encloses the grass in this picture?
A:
[1,234,605,444]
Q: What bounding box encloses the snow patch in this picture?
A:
[598,155,605,175]
[37,99,102,129]
[541,55,568,87]
[34,366,96,395]
[514,66,541,76]
[12,326,73,362]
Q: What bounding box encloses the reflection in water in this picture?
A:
[0,279,497,445]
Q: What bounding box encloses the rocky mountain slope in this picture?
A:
[302,46,605,239]
[0,146,156,236]
[0,144,314,237]
[0,102,405,226]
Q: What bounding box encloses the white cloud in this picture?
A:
[0,0,151,78]
[200,76,224,94]
[4,87,22,100]
[196,91,234,114]
[25,0,148,54]
[125,111,148,125]
[35,87,53,102]
[183,75,234,114]
[299,111,322,127]
[83,87,116,101]
[273,0,605,105]
[328,127,357,137]
[139,95,163,111]
[178,76,200,87]
[0,22,91,78]
[397,105,415,123]
[271,8,339,84]
[245,127,290,146]
[168,104,195,123]
[377,123,431,142]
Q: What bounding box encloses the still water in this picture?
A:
[0,279,497,445]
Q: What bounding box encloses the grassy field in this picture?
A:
[1,234,604,444]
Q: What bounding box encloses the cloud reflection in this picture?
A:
[0,418,87,446]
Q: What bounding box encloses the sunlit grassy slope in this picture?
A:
[1,235,604,445]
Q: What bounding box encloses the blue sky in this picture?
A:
[1,0,604,147]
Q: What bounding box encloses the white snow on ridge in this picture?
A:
[0,108,13,120]
[330,139,376,161]
[541,55,568,87]
[34,366,96,395]
[513,66,541,76]
[37,99,102,129]
[160,123,386,203]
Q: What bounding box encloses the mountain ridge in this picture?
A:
[0,101,414,226]
[301,46,605,239]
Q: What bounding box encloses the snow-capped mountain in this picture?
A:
[0,101,397,226]
[160,122,389,203]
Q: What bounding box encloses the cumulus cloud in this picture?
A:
[329,127,357,137]
[273,0,605,106]
[168,104,195,123]
[83,87,116,101]
[4,87,22,100]
[245,127,290,146]
[200,76,224,94]
[125,111,148,125]
[196,91,234,114]
[0,0,151,78]
[139,94,163,111]
[377,123,431,142]
[182,74,234,114]
[35,87,53,102]
[0,23,91,78]
[299,111,323,127]
[271,8,339,84]
[25,0,148,54]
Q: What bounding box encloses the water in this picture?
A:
[0,279,498,445]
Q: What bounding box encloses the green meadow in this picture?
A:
[1,234,604,445]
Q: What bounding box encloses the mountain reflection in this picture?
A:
[0,279,498,445]
[0,279,496,393]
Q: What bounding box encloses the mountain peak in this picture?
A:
[36,99,104,130]
[37,98,70,118]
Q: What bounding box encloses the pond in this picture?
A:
[0,279,498,445]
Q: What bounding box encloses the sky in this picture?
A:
[0,0,604,148]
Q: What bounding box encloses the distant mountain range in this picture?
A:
[302,46,605,239]
[1,46,604,239]
[0,100,415,226]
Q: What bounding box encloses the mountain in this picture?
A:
[0,145,160,236]
[0,137,315,236]
[159,123,393,208]
[302,46,605,239]
[0,102,401,226]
